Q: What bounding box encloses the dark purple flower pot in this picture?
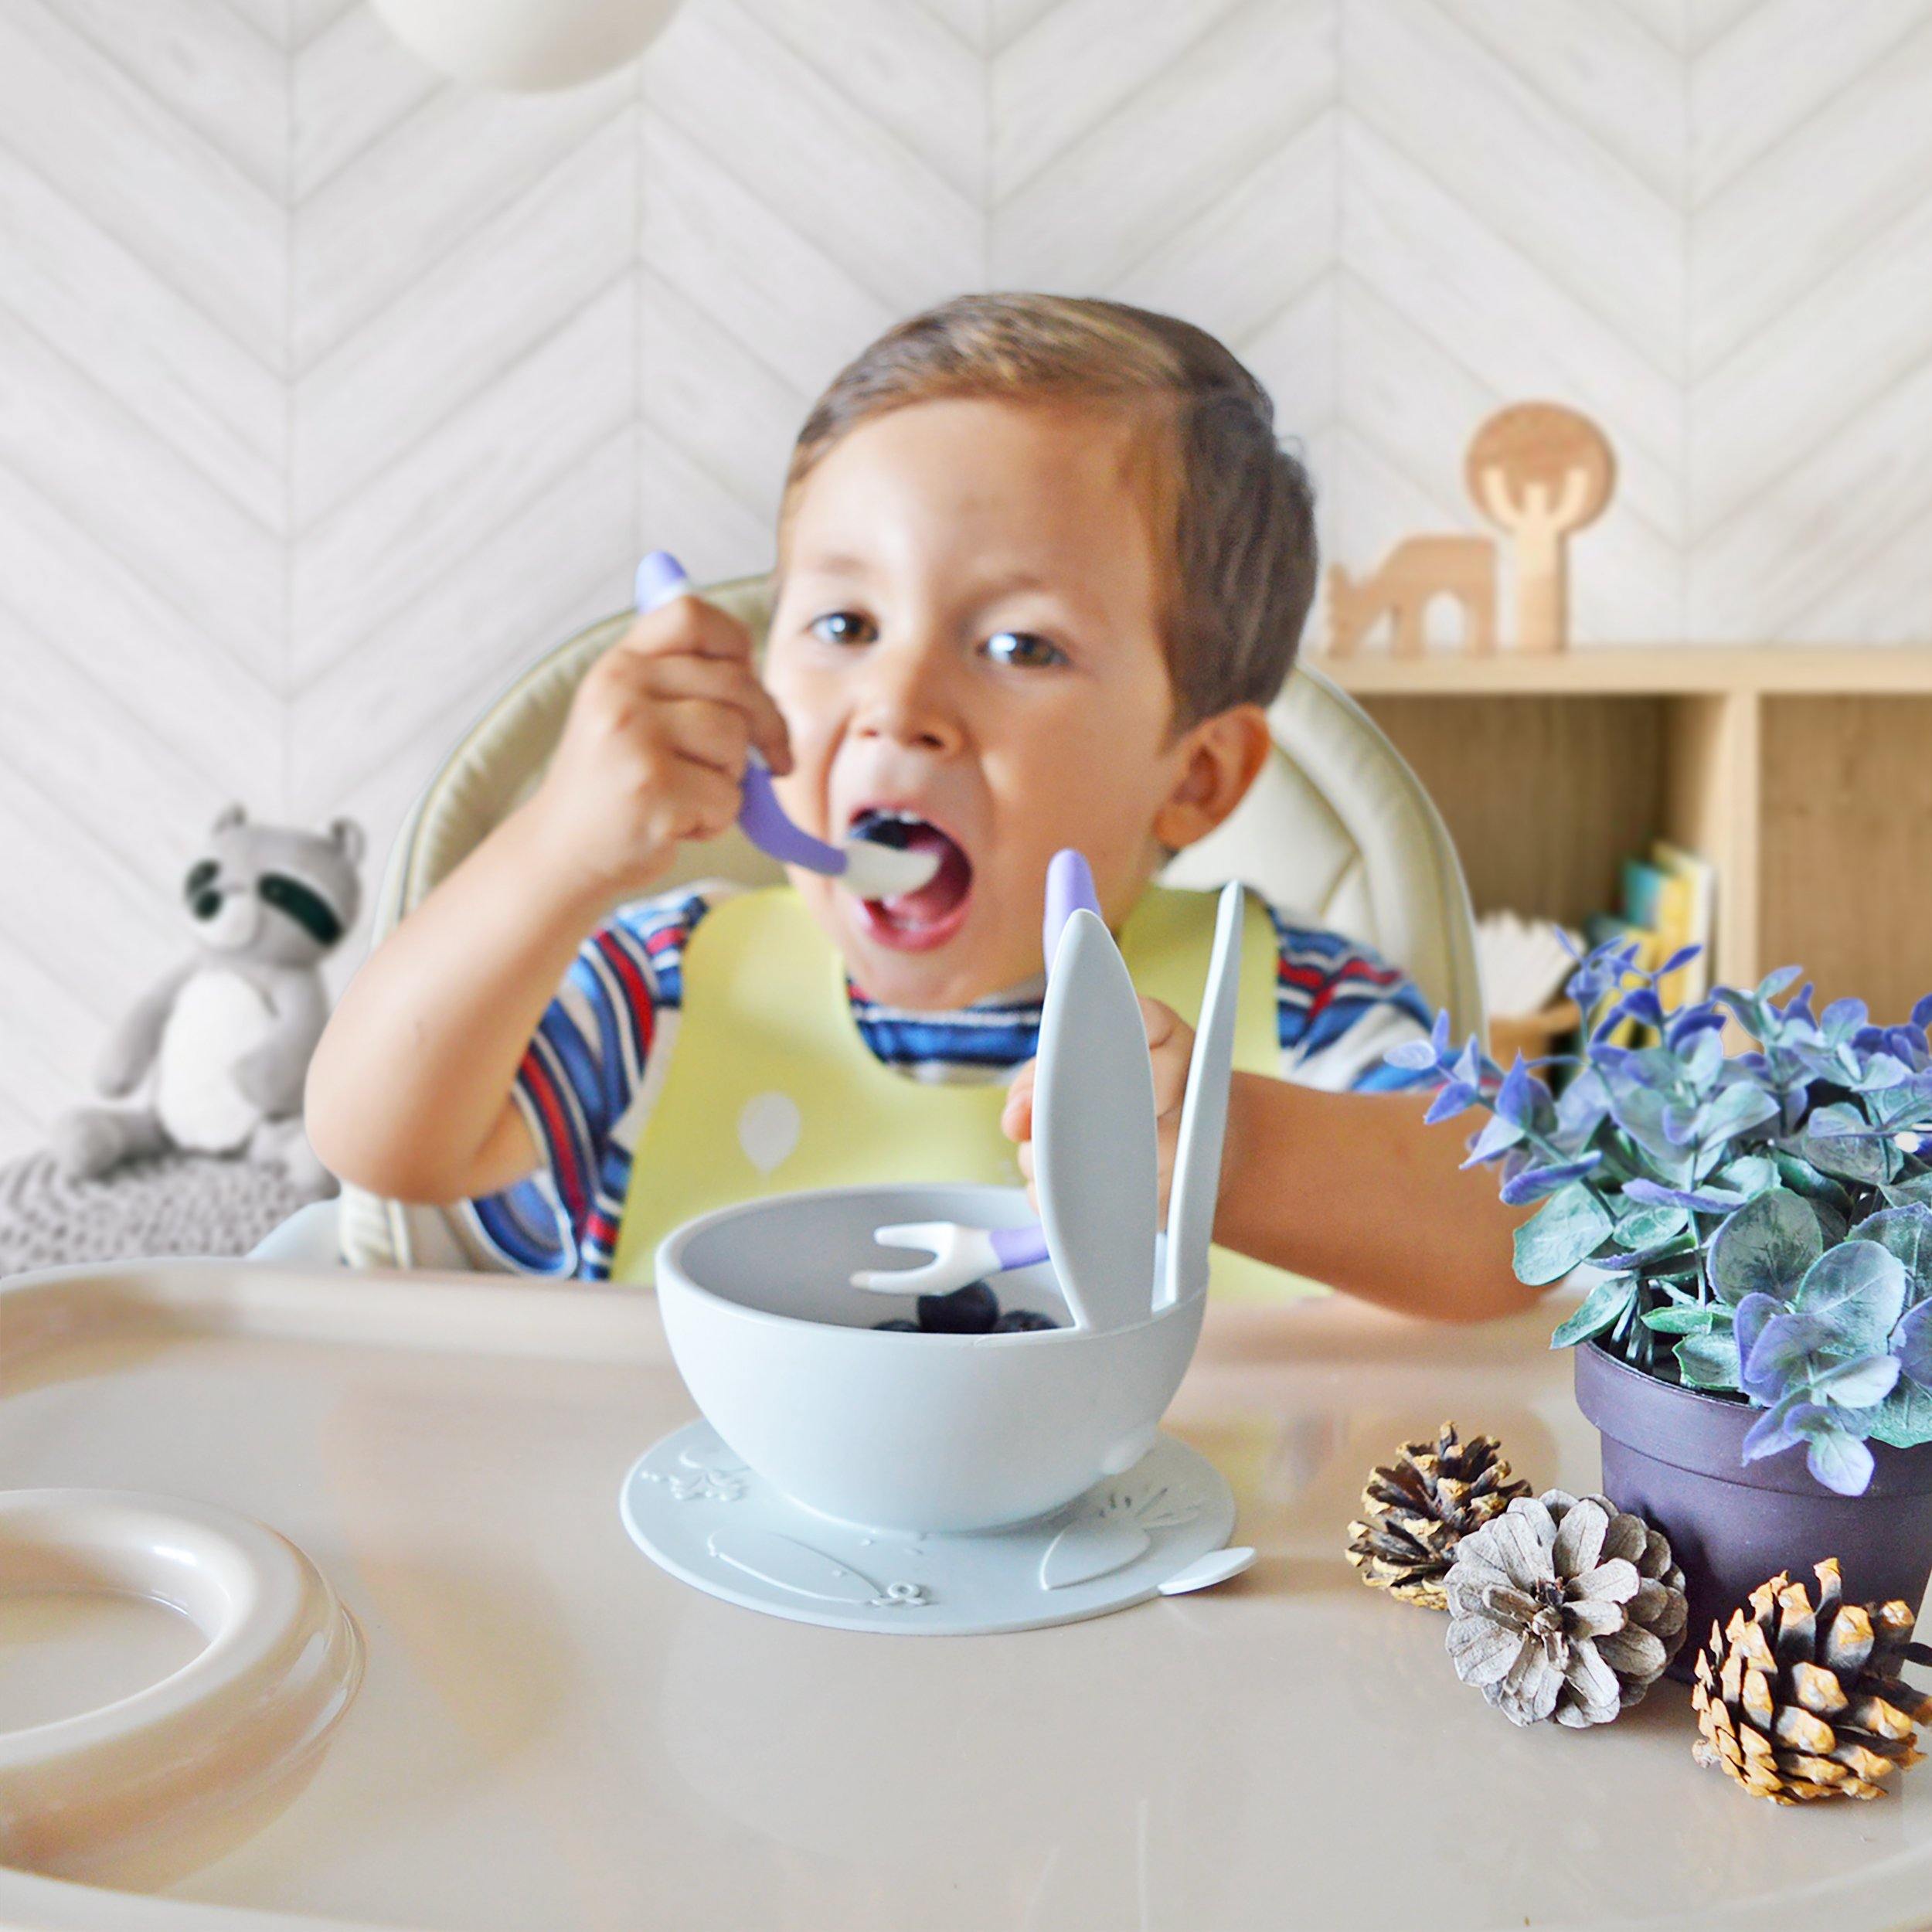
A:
[1573,1340,1932,1679]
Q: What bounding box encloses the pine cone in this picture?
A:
[1691,1559,1932,1803]
[1444,1489,1689,1726]
[1345,1422,1531,1609]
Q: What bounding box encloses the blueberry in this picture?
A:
[916,1281,1000,1334]
[850,808,915,849]
[992,1309,1059,1332]
[872,1318,920,1332]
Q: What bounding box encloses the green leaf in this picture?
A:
[1803,1104,1896,1185]
[1515,1182,1614,1287]
[1702,1083,1779,1145]
[1676,1331,1743,1390]
[1793,1241,1907,1350]
[1716,1153,1780,1201]
[1706,1188,1821,1307]
[1613,1202,1689,1250]
[1771,1150,1853,1214]
[1879,1170,1932,1210]
[1641,1304,1724,1335]
[1848,1203,1932,1300]
[1550,1272,1637,1348]
[1844,1379,1932,1451]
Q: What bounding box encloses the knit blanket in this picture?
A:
[0,1149,329,1278]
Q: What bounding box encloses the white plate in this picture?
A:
[620,1421,1238,1635]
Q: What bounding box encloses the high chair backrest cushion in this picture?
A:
[335,575,1484,1272]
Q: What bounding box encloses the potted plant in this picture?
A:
[1391,940,1932,1658]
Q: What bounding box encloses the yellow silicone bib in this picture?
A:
[610,883,1323,1301]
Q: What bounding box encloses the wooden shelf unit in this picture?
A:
[1309,648,1932,1025]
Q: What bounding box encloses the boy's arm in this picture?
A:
[305,807,605,1202]
[1216,1072,1535,1322]
[306,590,788,1206]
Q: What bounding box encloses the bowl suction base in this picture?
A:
[619,1421,1236,1636]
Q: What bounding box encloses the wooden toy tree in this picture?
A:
[1465,403,1615,654]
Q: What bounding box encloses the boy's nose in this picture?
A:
[851,648,964,754]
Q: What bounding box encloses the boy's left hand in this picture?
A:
[1001,996,1195,1219]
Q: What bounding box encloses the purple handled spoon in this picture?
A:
[634,553,940,900]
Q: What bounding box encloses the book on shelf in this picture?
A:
[1652,840,1716,1002]
[1588,838,1717,1043]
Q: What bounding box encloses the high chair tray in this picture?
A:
[2,1259,1928,1932]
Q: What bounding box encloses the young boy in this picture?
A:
[308,294,1527,1318]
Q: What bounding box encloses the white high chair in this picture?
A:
[258,573,1483,1272]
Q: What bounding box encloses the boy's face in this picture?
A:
[764,395,1209,1010]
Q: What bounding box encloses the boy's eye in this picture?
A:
[809,611,876,647]
[984,630,1066,670]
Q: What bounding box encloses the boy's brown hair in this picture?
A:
[781,291,1318,730]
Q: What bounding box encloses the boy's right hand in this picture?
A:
[527,587,793,906]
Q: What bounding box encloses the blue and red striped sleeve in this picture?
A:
[1268,910,1436,1094]
[464,886,717,1278]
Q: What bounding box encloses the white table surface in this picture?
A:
[1,1258,1927,1932]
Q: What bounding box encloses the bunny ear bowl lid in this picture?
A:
[1034,850,1160,1332]
[1033,852,1247,1326]
[1161,879,1246,1311]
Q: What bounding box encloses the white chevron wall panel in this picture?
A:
[991,0,1342,620]
[638,0,986,580]
[0,1,287,368]
[1340,0,1687,648]
[8,0,1932,1162]
[287,19,642,881]
[1689,0,1932,641]
[0,0,286,1158]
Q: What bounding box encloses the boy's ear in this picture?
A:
[1152,703,1272,852]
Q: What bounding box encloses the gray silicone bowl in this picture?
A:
[655,1182,1203,1533]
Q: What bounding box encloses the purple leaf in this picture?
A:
[1744,1308,1832,1388]
[1743,1394,1812,1461]
[1498,1154,1603,1206]
[1384,1038,1440,1072]
[1803,1422,1875,1498]
[1617,987,1665,1031]
[1822,996,1870,1044]
[1812,1354,1901,1410]
[1495,1054,1549,1131]
[1733,1292,1781,1395]
[1555,1069,1611,1139]
[1911,992,1932,1033]
[1424,1081,1480,1126]
[1461,1110,1524,1168]
[1667,1006,1726,1053]
[1621,1178,1750,1214]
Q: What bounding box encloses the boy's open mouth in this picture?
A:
[848,807,974,951]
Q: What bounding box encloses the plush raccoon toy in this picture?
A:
[54,804,364,1194]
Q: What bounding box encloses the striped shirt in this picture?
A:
[468,882,1433,1279]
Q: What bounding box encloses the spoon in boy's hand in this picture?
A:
[634,553,941,901]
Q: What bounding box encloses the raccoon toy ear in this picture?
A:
[327,818,366,869]
[211,802,247,835]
